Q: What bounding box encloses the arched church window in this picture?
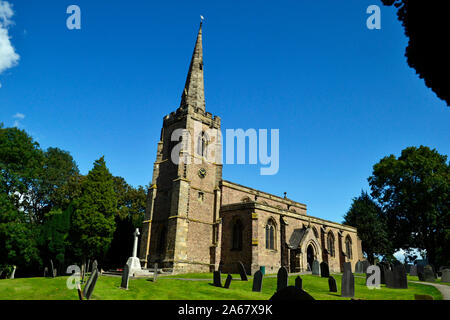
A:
[345,235,352,259]
[265,219,276,250]
[197,131,208,157]
[231,219,243,251]
[327,231,335,257]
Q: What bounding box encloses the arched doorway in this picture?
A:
[307,244,315,270]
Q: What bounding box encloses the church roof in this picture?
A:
[179,22,205,111]
[288,228,307,249]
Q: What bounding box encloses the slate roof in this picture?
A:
[288,228,307,249]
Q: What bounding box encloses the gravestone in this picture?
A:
[92,260,98,274]
[50,260,55,278]
[355,261,363,274]
[125,229,143,276]
[269,286,315,301]
[320,262,330,278]
[84,268,99,300]
[259,266,265,276]
[276,266,288,292]
[9,266,16,279]
[341,264,354,298]
[77,283,84,300]
[224,274,232,289]
[213,270,222,287]
[120,264,130,289]
[405,264,412,274]
[420,265,436,282]
[44,267,48,277]
[153,263,158,282]
[312,260,320,276]
[416,262,425,276]
[409,265,418,276]
[81,264,85,283]
[361,260,370,273]
[237,261,248,281]
[294,276,303,290]
[86,260,91,273]
[385,269,394,288]
[392,264,408,289]
[440,269,450,283]
[218,261,224,273]
[252,270,263,292]
[328,276,337,292]
[377,263,386,284]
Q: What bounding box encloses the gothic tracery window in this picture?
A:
[345,235,352,259]
[265,219,276,250]
[327,231,335,257]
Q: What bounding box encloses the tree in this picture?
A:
[368,146,450,267]
[343,191,391,264]
[381,1,449,106]
[70,156,117,263]
[0,193,40,271]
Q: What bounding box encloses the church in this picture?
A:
[139,23,363,275]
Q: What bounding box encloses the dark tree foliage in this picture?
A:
[369,145,450,267]
[382,0,449,106]
[343,191,392,264]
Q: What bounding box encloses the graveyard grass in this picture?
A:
[0,273,443,300]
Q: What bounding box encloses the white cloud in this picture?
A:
[13,112,25,119]
[0,1,19,78]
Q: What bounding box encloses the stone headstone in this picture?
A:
[269,286,315,301]
[276,266,288,292]
[320,262,330,278]
[83,266,98,297]
[259,266,265,276]
[213,270,222,287]
[361,260,370,273]
[44,267,48,277]
[252,270,263,292]
[120,264,130,289]
[312,260,320,276]
[421,265,436,282]
[153,263,158,282]
[405,264,412,274]
[53,268,57,277]
[355,261,363,274]
[441,269,450,283]
[237,261,248,281]
[9,266,16,279]
[328,276,337,292]
[392,264,408,289]
[294,276,302,290]
[84,268,99,300]
[377,263,386,284]
[343,261,352,274]
[409,265,418,276]
[224,274,232,289]
[77,283,84,300]
[416,263,425,276]
[341,265,354,298]
[218,261,224,273]
[92,260,98,273]
[385,268,395,288]
[50,260,55,278]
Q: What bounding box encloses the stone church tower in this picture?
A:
[140,23,223,273]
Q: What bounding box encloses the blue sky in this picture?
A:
[1,0,449,225]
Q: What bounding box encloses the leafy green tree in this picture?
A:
[70,157,117,263]
[343,191,392,264]
[368,146,450,267]
[0,193,40,270]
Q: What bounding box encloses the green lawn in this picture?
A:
[0,273,442,300]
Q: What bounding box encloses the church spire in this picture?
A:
[179,22,205,111]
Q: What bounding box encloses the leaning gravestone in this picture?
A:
[83,266,98,298]
[86,260,91,273]
[328,276,337,292]
[409,265,418,276]
[320,262,330,278]
[441,269,450,283]
[9,266,16,279]
[213,270,222,287]
[81,264,86,283]
[120,264,130,289]
[84,268,99,300]
[269,286,315,301]
[252,270,263,292]
[276,266,288,292]
[341,262,354,298]
[224,274,232,289]
[295,276,303,290]
[362,260,370,273]
[312,260,320,276]
[92,260,98,274]
[237,261,248,281]
[392,264,408,289]
[355,261,363,274]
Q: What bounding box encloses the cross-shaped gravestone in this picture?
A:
[252,270,263,292]
[132,228,140,258]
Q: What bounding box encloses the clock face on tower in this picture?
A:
[198,168,207,178]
